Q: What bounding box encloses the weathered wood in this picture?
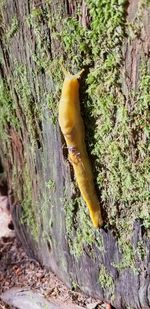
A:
[0,1,149,309]
[1,288,84,309]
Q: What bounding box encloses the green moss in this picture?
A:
[0,66,55,245]
[26,7,50,71]
[20,166,53,243]
[46,178,55,191]
[5,16,19,43]
[71,280,79,291]
[46,92,58,125]
[127,2,144,40]
[114,243,137,273]
[27,5,62,125]
[61,17,91,69]
[64,195,104,258]
[0,0,6,11]
[0,79,19,159]
[13,63,42,152]
[0,80,13,133]
[99,265,114,296]
[40,192,53,242]
[20,164,39,240]
[0,75,40,242]
[136,240,147,262]
[59,0,149,265]
[44,59,63,126]
[0,0,5,6]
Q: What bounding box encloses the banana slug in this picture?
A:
[58,66,103,228]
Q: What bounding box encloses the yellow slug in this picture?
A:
[58,66,103,228]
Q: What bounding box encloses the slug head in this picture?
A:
[61,65,84,97]
[61,65,84,80]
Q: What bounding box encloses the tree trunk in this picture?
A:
[0,1,149,308]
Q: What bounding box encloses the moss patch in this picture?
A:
[64,195,103,258]
[5,16,19,43]
[0,80,19,163]
[0,73,40,241]
[20,164,39,241]
[58,0,150,268]
[99,265,114,296]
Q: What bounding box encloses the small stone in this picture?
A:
[86,301,102,309]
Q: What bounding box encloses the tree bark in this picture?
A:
[0,1,149,308]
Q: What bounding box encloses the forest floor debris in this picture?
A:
[0,196,109,309]
[0,236,105,309]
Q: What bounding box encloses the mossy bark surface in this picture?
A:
[0,1,149,309]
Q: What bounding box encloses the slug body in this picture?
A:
[59,67,103,228]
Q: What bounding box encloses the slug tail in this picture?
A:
[89,208,103,229]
